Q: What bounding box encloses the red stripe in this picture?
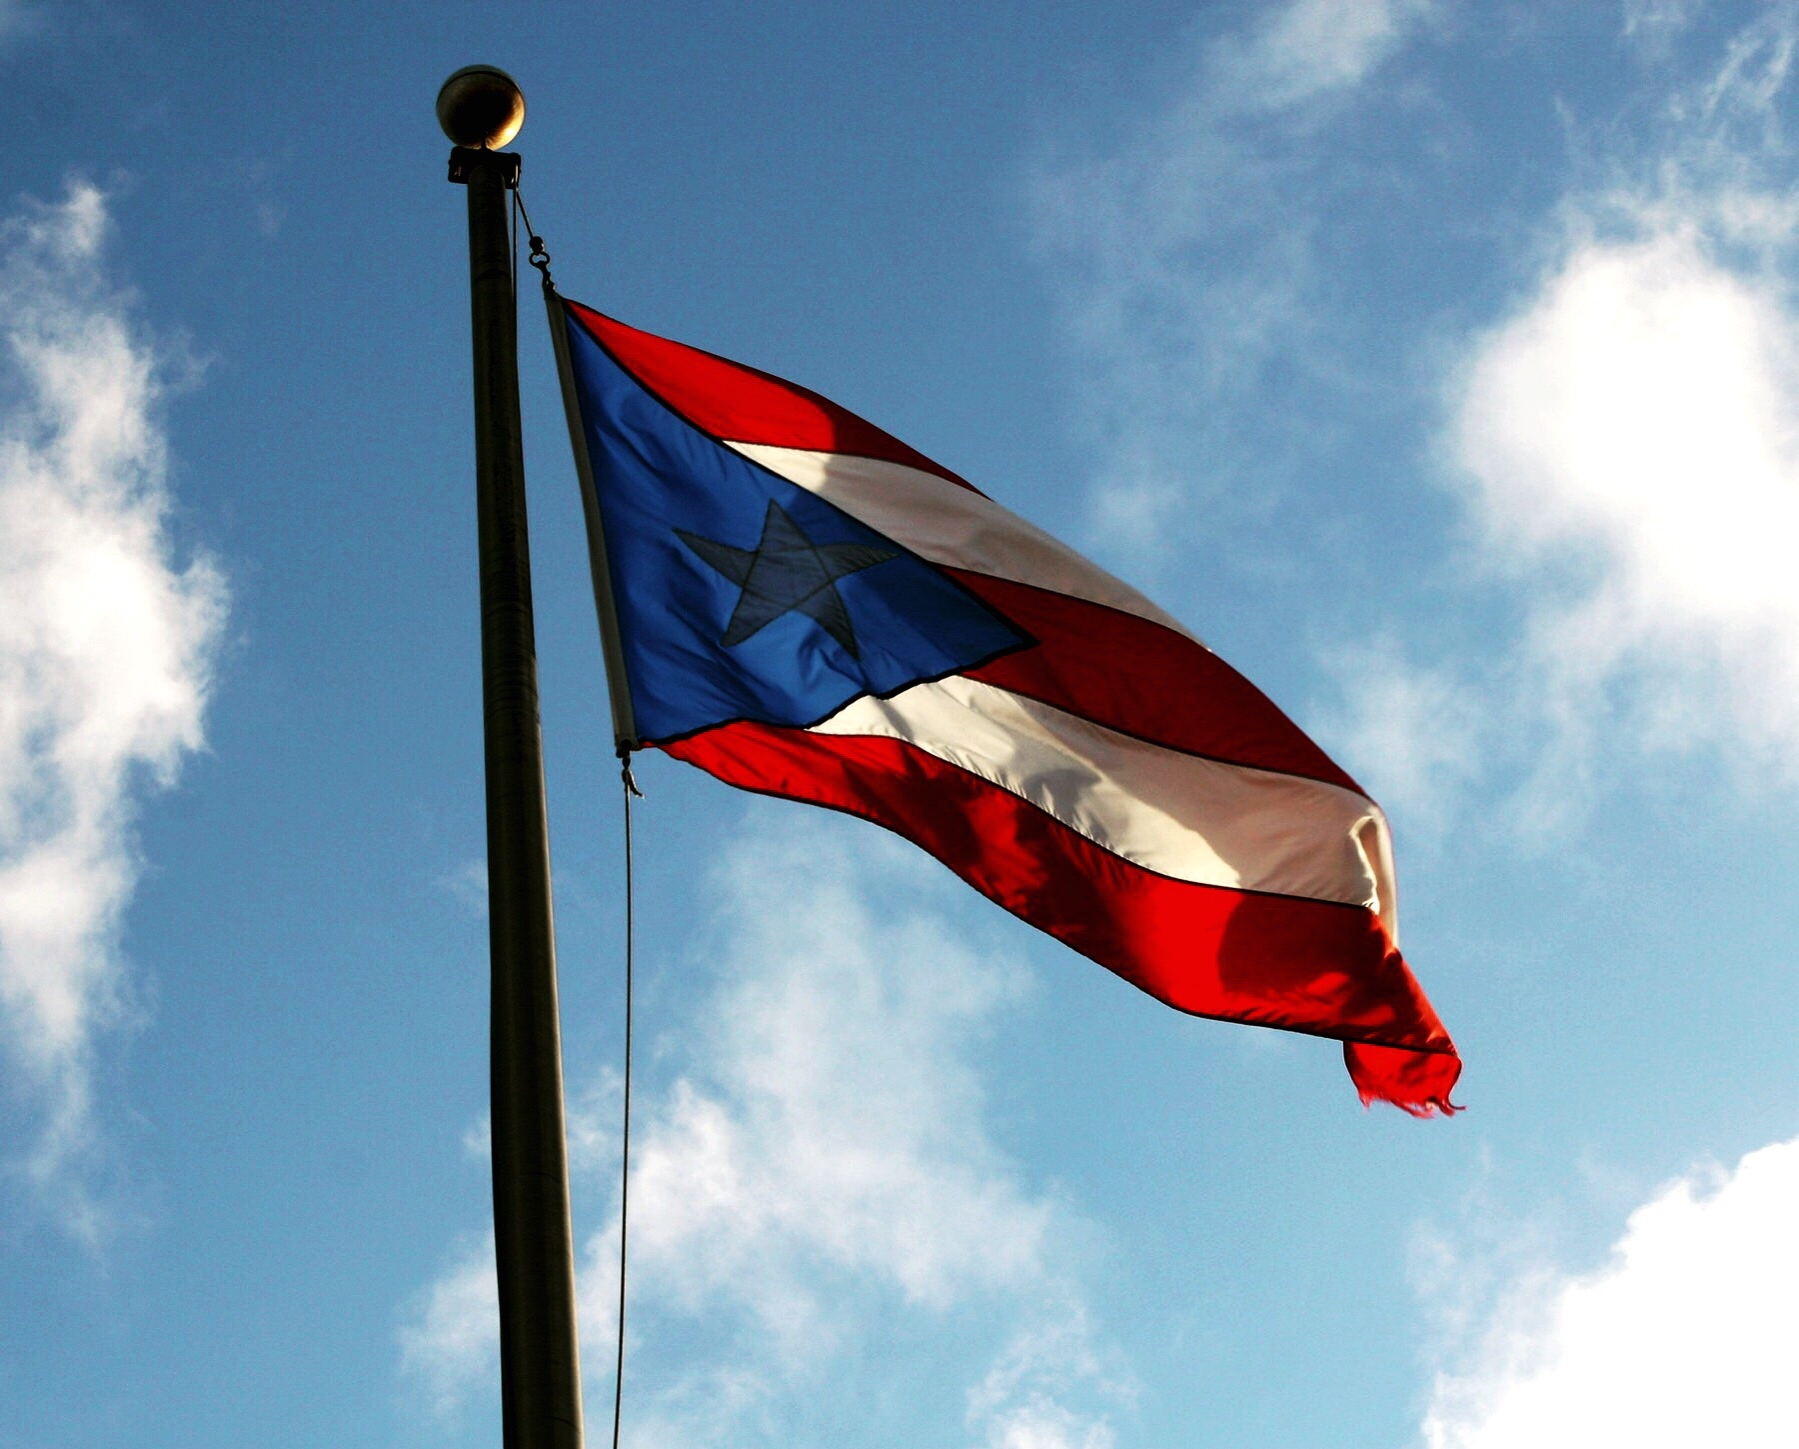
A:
[564,299,977,492]
[950,570,1364,793]
[567,303,1360,788]
[664,723,1461,1116]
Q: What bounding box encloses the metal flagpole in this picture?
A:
[438,66,585,1449]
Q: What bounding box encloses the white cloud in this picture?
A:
[1327,10,1799,832]
[398,1233,500,1420]
[1024,2,1799,837]
[1030,0,1434,559]
[1449,226,1799,818]
[590,822,1046,1323]
[0,181,225,1239]
[1418,1134,1799,1448]
[400,813,1123,1447]
[1223,0,1435,112]
[1029,4,1799,837]
[969,1307,1126,1449]
[980,1400,1115,1449]
[1314,637,1483,839]
[577,818,1121,1445]
[438,857,488,917]
[1621,0,1703,54]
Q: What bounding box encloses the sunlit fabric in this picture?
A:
[557,295,1460,1115]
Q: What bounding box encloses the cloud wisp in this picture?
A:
[1029,0,1435,561]
[400,813,1124,1447]
[1417,1134,1799,1448]
[0,182,226,1241]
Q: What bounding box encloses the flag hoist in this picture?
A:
[438,67,584,1449]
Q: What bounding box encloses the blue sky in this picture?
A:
[5,1,1799,1445]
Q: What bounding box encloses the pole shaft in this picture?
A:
[462,148,585,1449]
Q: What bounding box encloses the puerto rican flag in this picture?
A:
[548,294,1460,1115]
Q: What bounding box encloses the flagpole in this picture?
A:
[439,66,585,1449]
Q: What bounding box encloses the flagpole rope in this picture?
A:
[508,174,519,309]
[612,753,643,1449]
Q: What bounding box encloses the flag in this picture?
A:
[547,293,1461,1115]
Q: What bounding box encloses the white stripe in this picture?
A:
[808,676,1398,927]
[726,442,1198,640]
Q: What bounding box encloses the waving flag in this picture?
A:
[547,294,1460,1115]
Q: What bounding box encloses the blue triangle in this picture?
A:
[565,318,1029,743]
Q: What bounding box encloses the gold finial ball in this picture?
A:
[437,65,525,149]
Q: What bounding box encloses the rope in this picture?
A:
[508,174,518,309]
[611,752,643,1449]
